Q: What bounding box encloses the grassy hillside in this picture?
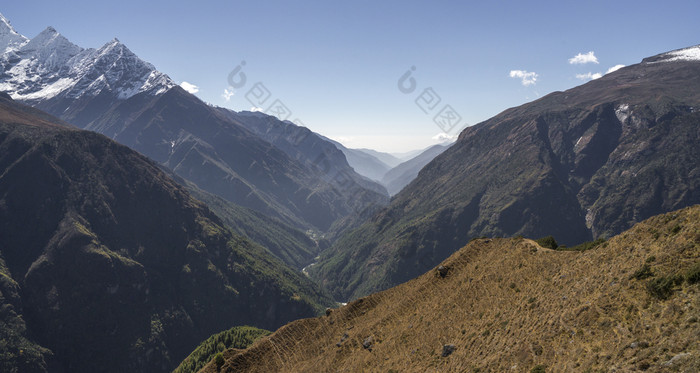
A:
[204,206,700,372]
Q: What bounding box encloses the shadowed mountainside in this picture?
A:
[0,95,332,372]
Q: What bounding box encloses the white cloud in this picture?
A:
[432,132,457,142]
[250,107,264,112]
[606,64,625,74]
[509,70,538,86]
[180,81,199,94]
[569,51,599,64]
[575,72,603,81]
[222,87,235,101]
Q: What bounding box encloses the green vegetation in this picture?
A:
[686,262,700,284]
[631,264,654,280]
[531,365,547,373]
[173,326,269,373]
[646,275,683,300]
[630,259,699,300]
[535,236,558,250]
[0,256,52,371]
[557,238,606,252]
[214,353,224,369]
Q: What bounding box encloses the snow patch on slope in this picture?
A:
[648,45,700,63]
[615,103,630,123]
[17,77,76,100]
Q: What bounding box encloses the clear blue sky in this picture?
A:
[3,1,699,152]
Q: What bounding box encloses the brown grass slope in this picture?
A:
[203,206,700,372]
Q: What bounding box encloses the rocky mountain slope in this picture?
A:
[0,95,332,372]
[203,206,700,372]
[310,45,700,300]
[0,14,387,235]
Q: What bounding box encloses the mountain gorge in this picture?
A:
[310,46,700,300]
[0,94,332,372]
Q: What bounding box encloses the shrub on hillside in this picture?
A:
[535,236,558,250]
[631,264,654,280]
[646,275,683,300]
[686,262,700,284]
[173,326,269,373]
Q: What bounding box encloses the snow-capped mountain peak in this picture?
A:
[0,13,28,53]
[18,26,83,69]
[0,14,175,102]
[65,38,175,99]
[644,44,700,64]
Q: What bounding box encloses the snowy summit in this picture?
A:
[0,13,175,103]
[0,13,28,53]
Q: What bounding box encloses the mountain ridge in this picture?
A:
[310,45,700,300]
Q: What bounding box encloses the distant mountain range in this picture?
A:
[0,94,332,372]
[310,45,700,300]
[324,138,394,183]
[381,144,451,196]
[0,14,387,238]
[355,148,403,168]
[325,138,451,195]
